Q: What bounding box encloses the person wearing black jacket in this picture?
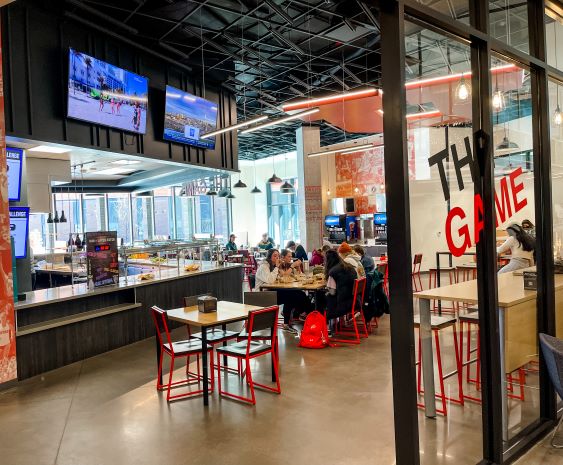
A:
[324,250,359,321]
[294,244,308,262]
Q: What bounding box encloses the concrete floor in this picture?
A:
[0,317,561,465]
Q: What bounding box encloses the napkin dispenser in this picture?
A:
[523,271,537,290]
[198,295,217,313]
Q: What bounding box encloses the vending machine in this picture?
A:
[325,215,346,243]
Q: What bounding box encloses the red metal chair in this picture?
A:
[331,277,368,345]
[150,306,214,402]
[377,262,389,297]
[215,306,281,405]
[412,253,423,292]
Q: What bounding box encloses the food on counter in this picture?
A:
[184,264,200,272]
[129,253,150,259]
[138,273,155,281]
[150,256,167,264]
[312,265,325,275]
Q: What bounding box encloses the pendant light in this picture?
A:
[233,177,247,188]
[492,85,504,110]
[267,155,282,183]
[47,212,54,224]
[250,155,261,194]
[60,210,67,223]
[54,210,60,223]
[455,73,470,101]
[217,177,230,197]
[206,177,217,195]
[226,190,236,199]
[280,153,294,194]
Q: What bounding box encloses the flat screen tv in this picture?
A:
[163,85,218,149]
[6,147,23,202]
[67,48,148,134]
[9,206,29,259]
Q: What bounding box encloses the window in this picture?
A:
[153,188,174,239]
[213,196,230,241]
[132,195,153,242]
[29,213,48,254]
[82,194,106,232]
[54,193,82,243]
[267,179,299,247]
[174,188,195,240]
[195,195,213,234]
[107,193,132,245]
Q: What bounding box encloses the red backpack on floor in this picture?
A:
[299,311,331,349]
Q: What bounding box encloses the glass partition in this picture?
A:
[132,194,153,242]
[82,194,106,232]
[107,193,132,245]
[195,195,213,234]
[174,188,195,240]
[153,188,174,239]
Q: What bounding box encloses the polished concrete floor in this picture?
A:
[0,316,561,465]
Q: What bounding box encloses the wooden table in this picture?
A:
[165,301,263,406]
[415,272,563,439]
[260,279,326,291]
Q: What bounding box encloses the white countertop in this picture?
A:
[16,262,242,310]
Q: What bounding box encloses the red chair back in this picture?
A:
[413,253,423,272]
[353,277,367,310]
[151,306,173,351]
[244,306,279,355]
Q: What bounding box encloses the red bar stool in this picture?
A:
[150,306,214,402]
[456,264,478,283]
[331,277,368,344]
[414,314,464,416]
[459,309,481,403]
[412,253,423,292]
[428,267,457,314]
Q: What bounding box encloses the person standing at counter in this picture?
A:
[258,233,274,250]
[497,223,535,274]
[225,234,238,252]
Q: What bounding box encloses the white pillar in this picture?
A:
[296,125,323,252]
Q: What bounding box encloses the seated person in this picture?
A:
[497,223,535,274]
[294,244,308,262]
[280,248,302,275]
[285,241,297,252]
[338,242,365,277]
[258,233,275,250]
[352,244,375,273]
[254,249,310,334]
[323,250,359,331]
[225,234,238,252]
[309,248,324,266]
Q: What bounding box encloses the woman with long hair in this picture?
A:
[324,250,359,324]
[497,223,535,274]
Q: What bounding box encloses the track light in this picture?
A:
[308,143,374,158]
[240,108,320,134]
[282,89,378,112]
[201,115,268,139]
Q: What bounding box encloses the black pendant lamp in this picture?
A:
[53,210,60,223]
[280,181,295,195]
[250,155,262,193]
[496,135,519,150]
[206,178,217,195]
[233,178,247,188]
[226,191,236,199]
[60,210,67,223]
[47,212,54,224]
[251,186,262,194]
[267,155,281,183]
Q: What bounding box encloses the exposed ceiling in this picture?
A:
[58,0,537,160]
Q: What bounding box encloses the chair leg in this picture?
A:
[157,350,164,390]
[435,331,447,416]
[246,359,256,405]
[167,355,175,402]
[551,414,563,449]
[417,331,422,394]
[452,324,464,405]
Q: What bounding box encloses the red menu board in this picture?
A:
[85,231,119,289]
[0,21,17,385]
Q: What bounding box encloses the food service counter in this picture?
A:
[15,263,243,380]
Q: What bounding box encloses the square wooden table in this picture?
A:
[165,301,263,406]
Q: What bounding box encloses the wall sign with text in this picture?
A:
[85,231,119,288]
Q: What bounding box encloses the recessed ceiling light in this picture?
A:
[94,168,138,176]
[111,160,141,165]
[28,145,70,154]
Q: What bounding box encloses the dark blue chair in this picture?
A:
[539,333,563,448]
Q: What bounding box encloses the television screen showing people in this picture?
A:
[67,49,148,134]
[163,85,218,150]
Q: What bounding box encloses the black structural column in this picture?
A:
[469,1,503,463]
[528,0,557,426]
[378,2,420,465]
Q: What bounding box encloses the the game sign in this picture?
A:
[85,231,119,288]
[429,136,528,257]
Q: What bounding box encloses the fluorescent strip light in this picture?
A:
[28,145,70,153]
[94,168,137,176]
[240,108,320,134]
[308,143,374,158]
[339,145,376,155]
[405,64,517,89]
[111,160,141,165]
[406,110,441,120]
[282,88,378,111]
[200,115,268,139]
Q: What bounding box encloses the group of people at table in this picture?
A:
[225,233,381,334]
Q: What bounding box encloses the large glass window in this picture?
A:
[107,193,132,245]
[489,0,530,54]
[54,193,82,242]
[153,188,174,239]
[267,179,299,247]
[132,194,153,242]
[82,194,106,232]
[195,195,213,235]
[175,188,195,240]
[213,196,230,241]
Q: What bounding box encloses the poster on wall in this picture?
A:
[6,147,23,201]
[0,21,17,385]
[8,207,29,259]
[85,231,119,289]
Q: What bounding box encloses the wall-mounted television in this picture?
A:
[67,48,148,134]
[6,147,23,202]
[374,213,387,226]
[163,85,218,149]
[9,206,29,259]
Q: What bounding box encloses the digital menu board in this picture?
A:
[6,147,23,201]
[9,207,29,259]
[85,231,119,288]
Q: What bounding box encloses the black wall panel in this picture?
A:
[2,1,238,171]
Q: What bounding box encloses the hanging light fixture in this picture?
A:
[496,134,519,150]
[456,73,470,101]
[200,115,268,139]
[226,191,236,199]
[47,212,54,224]
[554,103,562,126]
[492,86,505,110]
[250,155,262,193]
[267,154,282,183]
[206,177,217,195]
[279,153,294,194]
[240,108,320,134]
[217,176,230,197]
[54,210,60,223]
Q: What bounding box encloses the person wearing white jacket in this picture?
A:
[254,249,311,333]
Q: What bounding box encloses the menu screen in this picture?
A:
[6,147,23,201]
[9,206,29,258]
[85,231,119,288]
